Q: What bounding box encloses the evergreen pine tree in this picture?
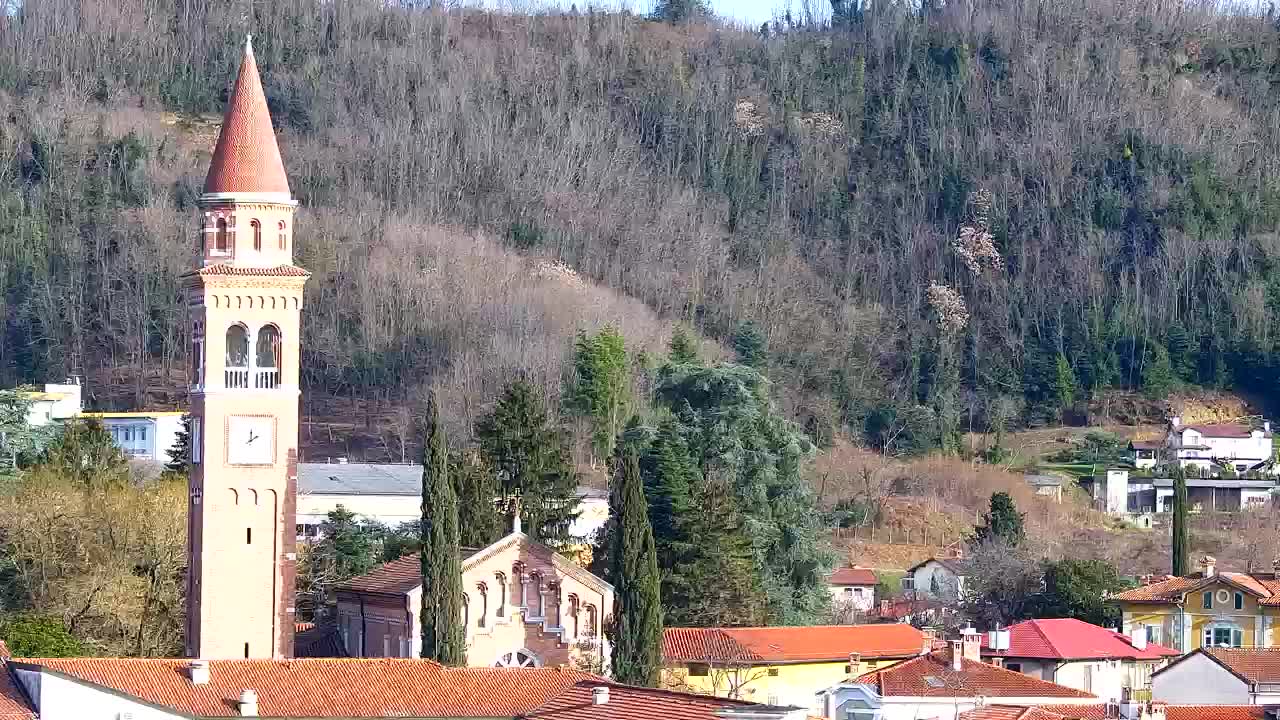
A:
[164,414,192,473]
[609,449,663,686]
[651,0,709,22]
[1172,466,1189,576]
[667,326,699,365]
[452,449,503,547]
[640,420,697,574]
[420,394,466,665]
[974,491,1025,547]
[664,477,763,627]
[476,379,580,547]
[730,320,768,368]
[1053,353,1077,417]
[565,326,632,462]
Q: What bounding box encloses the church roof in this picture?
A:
[203,36,291,197]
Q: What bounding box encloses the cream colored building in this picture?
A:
[336,530,612,670]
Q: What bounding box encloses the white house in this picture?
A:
[1152,647,1280,706]
[1166,418,1275,476]
[904,557,966,603]
[979,618,1180,702]
[815,631,1097,720]
[296,461,610,541]
[828,566,878,611]
[17,380,83,427]
[82,411,186,467]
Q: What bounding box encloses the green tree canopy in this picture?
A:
[730,320,768,368]
[608,449,663,686]
[667,326,699,366]
[42,418,130,488]
[420,394,465,666]
[476,379,580,547]
[164,414,192,474]
[0,614,86,657]
[453,449,504,547]
[974,491,1025,548]
[1035,558,1129,628]
[565,326,632,461]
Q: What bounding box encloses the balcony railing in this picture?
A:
[225,367,249,389]
[221,367,281,390]
[254,368,280,389]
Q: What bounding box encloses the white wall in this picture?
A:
[1054,660,1125,702]
[1152,653,1251,705]
[15,668,183,720]
[297,493,421,528]
[909,561,962,602]
[830,584,875,611]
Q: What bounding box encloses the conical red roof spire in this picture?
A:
[203,35,291,196]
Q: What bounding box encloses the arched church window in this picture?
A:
[495,573,507,618]
[278,221,287,250]
[477,583,488,628]
[226,324,249,367]
[585,605,598,637]
[251,220,262,251]
[256,325,281,369]
[215,219,229,253]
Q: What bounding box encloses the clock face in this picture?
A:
[226,416,275,466]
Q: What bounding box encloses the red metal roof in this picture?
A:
[829,567,878,586]
[204,37,291,196]
[521,680,757,719]
[979,619,1179,661]
[14,658,595,718]
[663,624,925,664]
[855,651,1095,698]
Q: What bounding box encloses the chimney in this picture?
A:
[961,626,982,661]
[592,686,609,706]
[949,640,963,672]
[990,657,1004,669]
[849,652,864,677]
[1200,556,1216,578]
[921,628,936,655]
[1130,628,1147,651]
[187,660,210,686]
[238,689,259,717]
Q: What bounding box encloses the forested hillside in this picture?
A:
[3,0,1280,451]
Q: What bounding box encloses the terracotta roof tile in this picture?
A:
[1179,423,1258,439]
[0,665,33,720]
[1036,704,1267,720]
[340,549,480,595]
[185,263,311,277]
[980,619,1179,661]
[1202,647,1280,683]
[1111,571,1280,605]
[204,37,291,196]
[829,567,878,585]
[16,657,594,718]
[521,680,759,719]
[855,651,1095,698]
[663,624,925,664]
[961,707,1073,720]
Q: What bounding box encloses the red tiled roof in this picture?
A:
[961,707,1074,720]
[16,657,595,718]
[204,37,291,196]
[855,651,1094,698]
[1035,705,1267,720]
[185,263,311,277]
[829,567,878,586]
[521,680,757,719]
[1129,440,1164,450]
[1179,423,1258,439]
[663,624,925,664]
[1202,646,1280,683]
[341,549,482,596]
[0,665,33,720]
[980,619,1179,661]
[1111,571,1280,605]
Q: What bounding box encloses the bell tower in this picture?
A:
[184,35,307,659]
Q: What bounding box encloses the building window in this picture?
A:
[1203,591,1213,610]
[244,642,249,658]
[688,663,709,677]
[495,573,507,618]
[1145,625,1162,645]
[191,418,201,463]
[844,587,854,596]
[215,219,229,254]
[256,325,281,368]
[1007,662,1023,673]
[1236,592,1244,610]
[246,528,252,544]
[226,324,249,367]
[1204,623,1243,648]
[477,583,487,628]
[278,221,287,250]
[251,220,262,251]
[766,668,779,677]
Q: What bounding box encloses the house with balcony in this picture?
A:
[1111,556,1280,653]
[1165,417,1275,477]
[82,411,186,467]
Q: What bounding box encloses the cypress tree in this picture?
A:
[609,449,663,686]
[1172,467,1189,576]
[420,394,466,665]
[974,491,1025,547]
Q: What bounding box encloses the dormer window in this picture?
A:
[251,220,262,251]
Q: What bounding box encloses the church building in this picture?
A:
[183,36,307,659]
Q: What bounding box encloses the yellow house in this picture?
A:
[1111,556,1280,652]
[661,623,929,709]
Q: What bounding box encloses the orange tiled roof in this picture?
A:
[1201,646,1280,683]
[204,37,291,196]
[1035,704,1267,720]
[855,651,1094,698]
[185,263,311,277]
[14,657,595,718]
[0,665,33,720]
[521,680,759,719]
[1179,423,1260,439]
[961,707,1074,720]
[663,624,925,664]
[829,567,878,586]
[1110,571,1280,605]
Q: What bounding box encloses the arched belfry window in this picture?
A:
[225,324,249,388]
[214,219,229,254]
[251,220,262,251]
[278,221,287,250]
[254,325,281,389]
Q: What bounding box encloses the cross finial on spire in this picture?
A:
[245,33,253,55]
